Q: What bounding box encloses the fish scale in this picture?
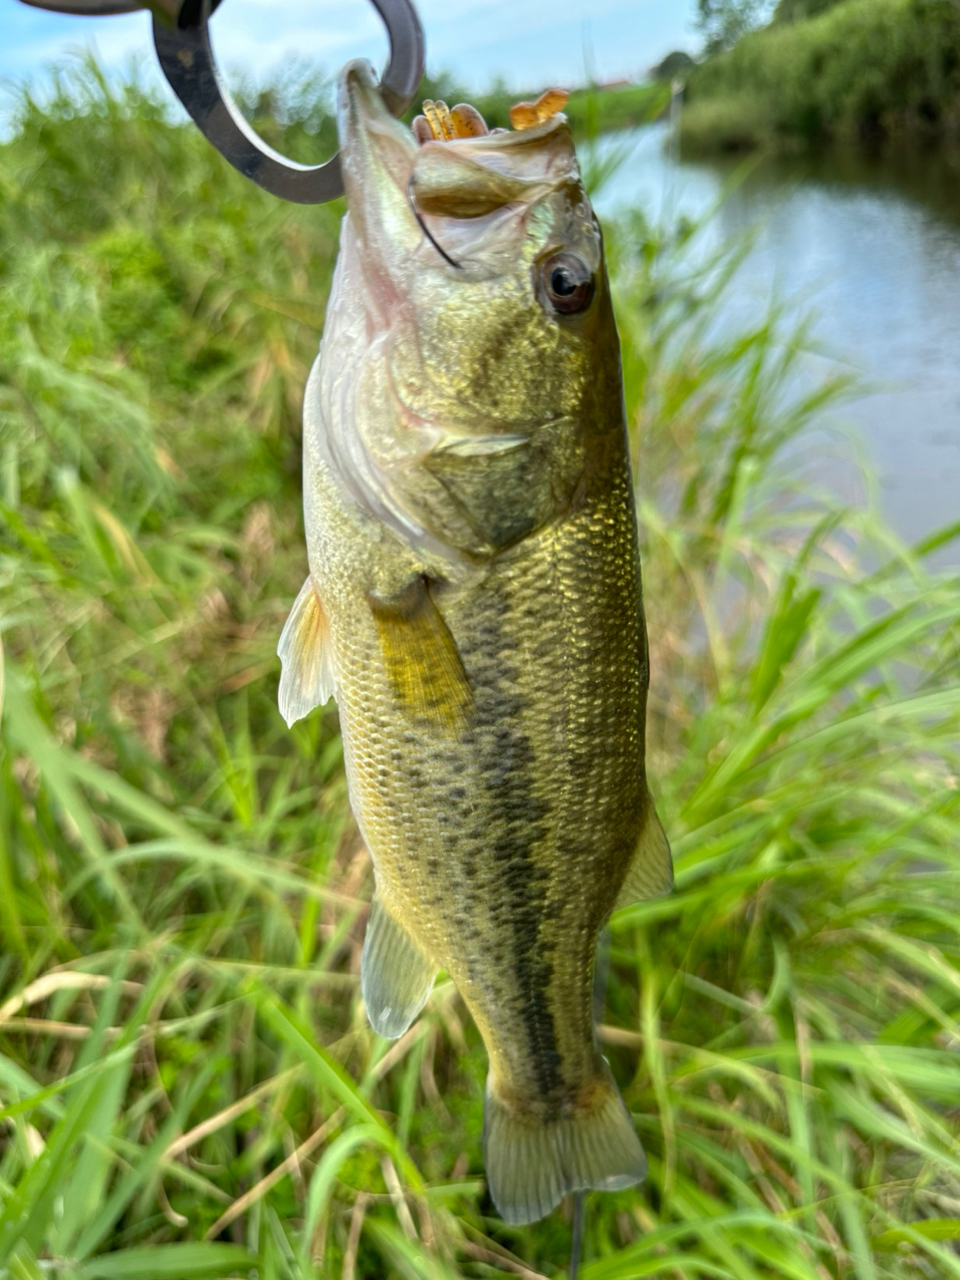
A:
[277,58,673,1225]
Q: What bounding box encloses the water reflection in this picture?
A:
[590,125,960,554]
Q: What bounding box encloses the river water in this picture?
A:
[588,124,960,557]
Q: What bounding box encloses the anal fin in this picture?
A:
[362,892,438,1040]
[613,793,673,913]
[277,576,336,727]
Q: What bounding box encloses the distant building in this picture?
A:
[595,78,635,92]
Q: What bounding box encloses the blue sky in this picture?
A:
[2,0,700,107]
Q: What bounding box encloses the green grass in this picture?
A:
[682,0,960,153]
[1,59,959,1279]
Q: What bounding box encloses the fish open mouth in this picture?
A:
[338,58,572,158]
[336,60,582,261]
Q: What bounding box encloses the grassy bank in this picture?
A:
[682,0,960,153]
[1,63,960,1279]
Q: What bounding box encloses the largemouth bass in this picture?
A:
[278,60,672,1226]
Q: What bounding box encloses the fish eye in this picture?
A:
[540,252,594,316]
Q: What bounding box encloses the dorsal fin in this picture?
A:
[612,794,673,913]
[277,576,336,727]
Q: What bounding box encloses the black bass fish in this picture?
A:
[278,60,672,1225]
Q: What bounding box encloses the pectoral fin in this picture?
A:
[370,577,473,730]
[362,892,438,1039]
[613,795,673,913]
[277,576,336,727]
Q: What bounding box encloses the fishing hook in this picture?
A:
[570,1191,586,1280]
[407,174,463,270]
[15,0,425,205]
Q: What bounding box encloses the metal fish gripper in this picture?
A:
[14,0,425,204]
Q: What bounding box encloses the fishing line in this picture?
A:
[564,928,610,1279]
[569,1191,586,1280]
[593,926,612,1025]
[408,175,463,270]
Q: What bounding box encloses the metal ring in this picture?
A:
[153,0,424,204]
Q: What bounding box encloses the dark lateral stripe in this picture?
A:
[463,583,564,1100]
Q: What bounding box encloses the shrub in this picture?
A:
[684,0,960,149]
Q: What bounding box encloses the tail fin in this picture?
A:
[483,1064,647,1225]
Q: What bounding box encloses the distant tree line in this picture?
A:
[683,0,960,153]
[695,0,851,53]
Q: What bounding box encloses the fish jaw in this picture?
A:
[337,57,586,281]
[337,60,423,286]
[335,58,592,319]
